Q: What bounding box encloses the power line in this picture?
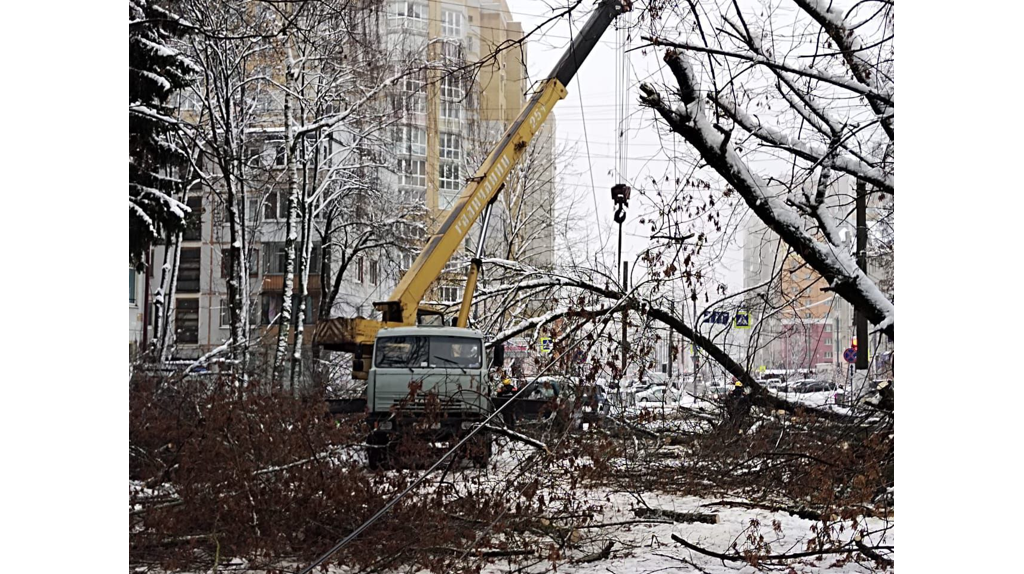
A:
[566,7,604,251]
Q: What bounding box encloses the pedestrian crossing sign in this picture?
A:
[540,337,552,354]
[734,310,751,329]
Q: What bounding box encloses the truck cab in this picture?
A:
[366,325,496,468]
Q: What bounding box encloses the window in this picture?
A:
[402,68,426,94]
[440,99,461,121]
[263,191,289,221]
[440,133,461,161]
[375,336,482,369]
[228,197,259,221]
[440,191,457,210]
[375,336,428,368]
[368,259,379,285]
[262,243,320,275]
[274,144,286,166]
[245,144,263,167]
[261,293,282,325]
[398,158,426,188]
[183,197,202,241]
[260,293,314,325]
[441,74,463,102]
[175,298,199,344]
[129,269,137,304]
[177,89,201,111]
[357,257,364,283]
[219,298,230,327]
[441,10,462,37]
[825,324,832,333]
[440,162,461,191]
[248,297,260,326]
[178,248,201,293]
[824,338,832,346]
[441,41,463,61]
[294,295,315,325]
[264,243,287,275]
[399,125,426,156]
[825,351,833,359]
[389,1,427,28]
[221,248,260,278]
[403,93,427,116]
[309,246,322,274]
[220,196,241,224]
[440,285,461,302]
[400,186,426,205]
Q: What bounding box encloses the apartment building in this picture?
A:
[388,0,557,309]
[741,177,860,373]
[136,0,556,360]
[741,175,894,377]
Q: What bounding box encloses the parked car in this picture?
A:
[492,377,564,428]
[636,384,670,405]
[792,380,838,393]
[705,380,730,400]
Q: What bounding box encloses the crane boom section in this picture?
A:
[313,0,630,363]
[381,0,630,325]
[381,79,566,324]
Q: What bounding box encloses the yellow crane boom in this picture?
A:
[314,0,631,378]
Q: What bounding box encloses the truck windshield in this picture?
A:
[374,336,482,369]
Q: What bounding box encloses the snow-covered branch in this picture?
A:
[639,50,894,339]
[640,37,892,106]
[792,0,894,140]
[711,95,893,194]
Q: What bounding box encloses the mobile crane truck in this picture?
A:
[314,0,631,468]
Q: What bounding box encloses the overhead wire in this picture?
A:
[566,3,605,253]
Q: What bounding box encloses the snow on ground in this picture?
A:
[478,487,894,574]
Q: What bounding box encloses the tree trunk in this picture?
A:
[157,233,182,363]
[272,82,299,384]
[225,154,246,368]
[290,173,314,390]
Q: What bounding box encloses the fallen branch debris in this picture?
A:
[482,423,549,452]
[634,507,719,524]
[671,533,891,564]
[574,541,615,564]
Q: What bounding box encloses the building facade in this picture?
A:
[741,175,893,380]
[136,0,556,361]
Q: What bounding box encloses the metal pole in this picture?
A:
[692,297,698,381]
[621,261,629,376]
[855,179,869,371]
[667,300,674,378]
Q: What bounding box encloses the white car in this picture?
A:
[636,384,669,404]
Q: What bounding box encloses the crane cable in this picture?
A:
[613,8,631,270]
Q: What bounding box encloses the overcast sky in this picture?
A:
[506,0,748,293]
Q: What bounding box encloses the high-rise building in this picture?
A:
[138,0,556,362]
